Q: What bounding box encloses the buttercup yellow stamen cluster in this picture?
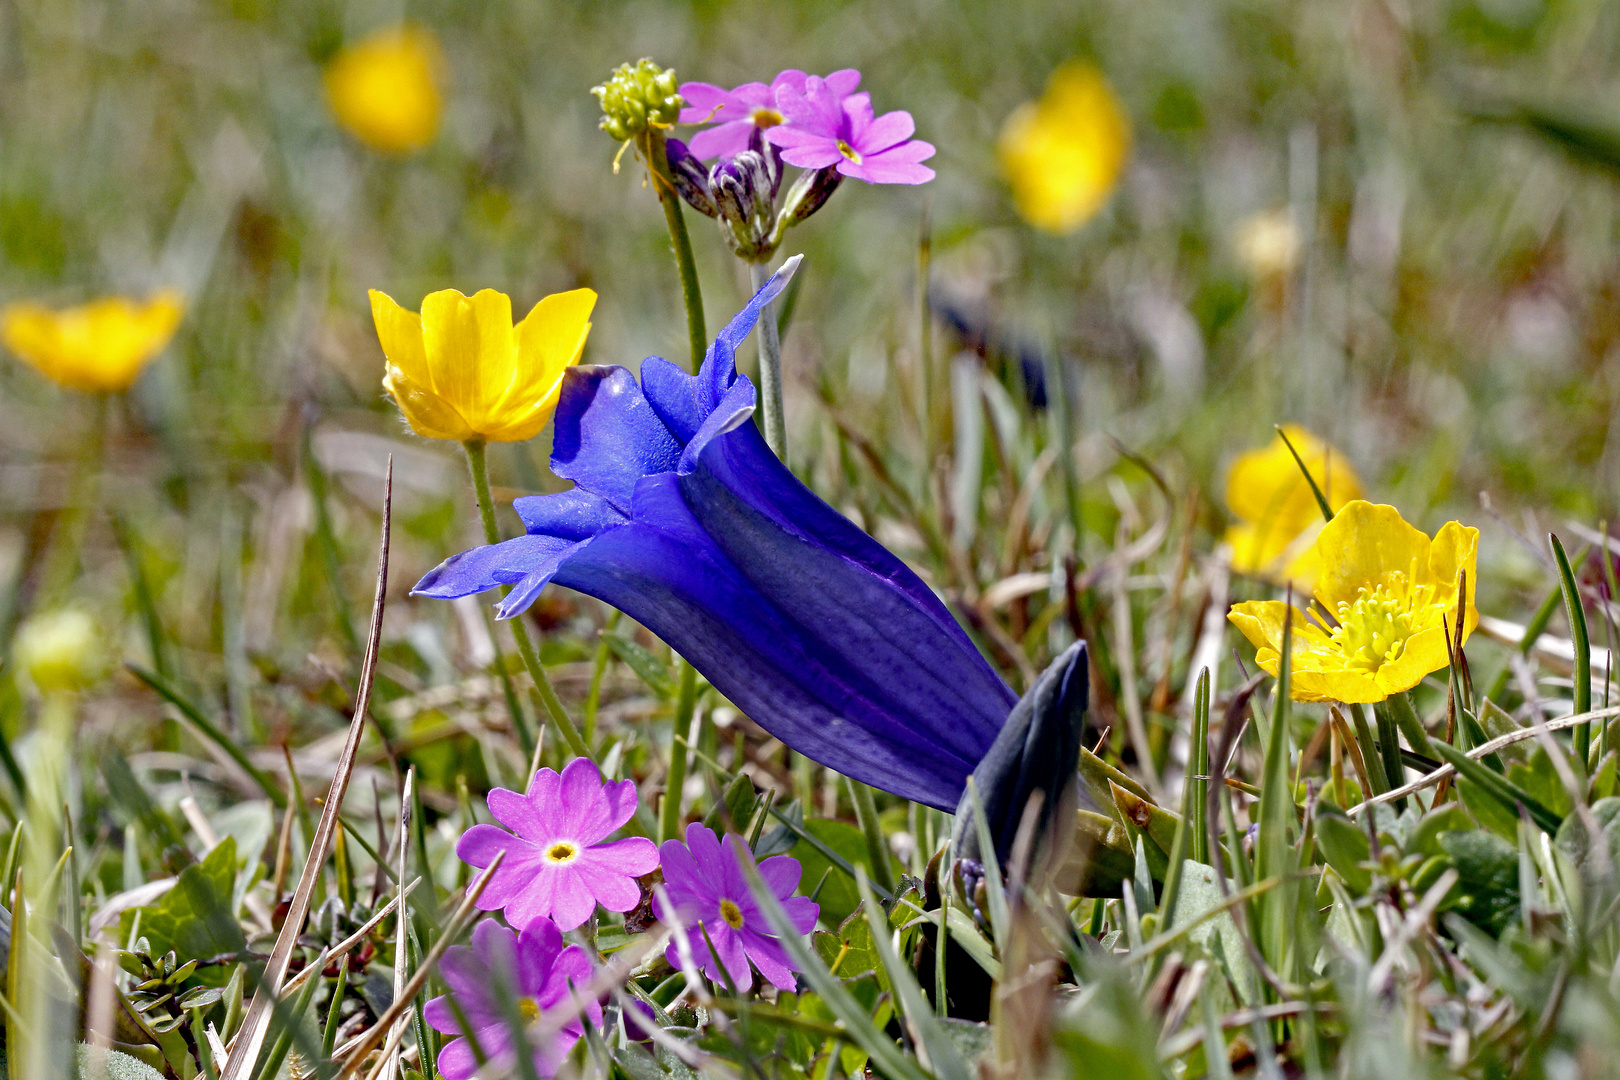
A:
[1228,500,1478,703]
[1224,424,1363,584]
[324,25,445,154]
[998,64,1131,234]
[371,286,596,443]
[1,291,183,393]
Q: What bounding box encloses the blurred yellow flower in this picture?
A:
[372,286,596,443]
[998,64,1131,234]
[1,291,183,393]
[1225,425,1362,584]
[324,26,445,154]
[1229,501,1478,703]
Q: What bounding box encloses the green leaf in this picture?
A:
[788,819,868,928]
[1506,745,1575,819]
[1438,829,1520,936]
[75,1044,166,1080]
[121,838,246,984]
[1406,803,1474,860]
[603,634,676,699]
[1313,803,1372,894]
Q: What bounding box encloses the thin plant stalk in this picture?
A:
[637,129,706,371]
[749,260,786,458]
[18,692,73,1080]
[462,439,588,762]
[661,666,698,844]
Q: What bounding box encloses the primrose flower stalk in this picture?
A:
[413,259,1018,809]
[1229,500,1478,703]
[457,758,659,931]
[656,823,818,991]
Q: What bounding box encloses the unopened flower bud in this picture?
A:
[592,59,683,143]
[779,166,844,229]
[15,608,105,694]
[666,138,717,217]
[709,152,777,260]
[747,126,783,204]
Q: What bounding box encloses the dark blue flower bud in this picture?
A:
[666,138,718,217]
[951,641,1089,879]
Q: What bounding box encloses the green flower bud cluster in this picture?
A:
[592,59,683,142]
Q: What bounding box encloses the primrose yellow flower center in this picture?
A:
[518,998,540,1022]
[752,108,784,128]
[545,841,580,864]
[1325,576,1433,674]
[837,140,862,164]
[719,899,745,929]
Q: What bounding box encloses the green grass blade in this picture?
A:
[1551,533,1593,765]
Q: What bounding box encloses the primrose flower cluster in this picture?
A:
[429,757,819,1079]
[611,62,936,262]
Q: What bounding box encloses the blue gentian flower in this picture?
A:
[413,258,1018,810]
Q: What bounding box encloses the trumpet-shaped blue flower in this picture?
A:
[414,258,1016,809]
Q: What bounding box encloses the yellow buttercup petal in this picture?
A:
[998,64,1130,235]
[1,291,182,392]
[372,284,594,443]
[1229,500,1479,704]
[420,289,518,430]
[1310,501,1431,614]
[1223,426,1362,588]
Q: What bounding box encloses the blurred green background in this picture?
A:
[3,0,1619,735]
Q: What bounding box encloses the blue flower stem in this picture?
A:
[749,259,787,458]
[462,440,589,763]
[639,129,707,372]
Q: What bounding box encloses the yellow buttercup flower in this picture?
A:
[1228,501,1478,703]
[1,291,183,393]
[371,286,596,443]
[1224,425,1362,584]
[324,26,445,154]
[998,64,1131,234]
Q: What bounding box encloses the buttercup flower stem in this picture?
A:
[748,260,787,457]
[640,128,708,371]
[462,439,587,761]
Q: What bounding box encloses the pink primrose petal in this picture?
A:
[592,835,660,876]
[778,142,845,170]
[780,894,821,934]
[854,110,916,155]
[541,945,601,1020]
[528,765,563,815]
[485,787,549,839]
[762,125,827,149]
[432,1036,482,1080]
[558,756,614,840]
[738,928,799,990]
[516,917,565,993]
[502,863,561,929]
[683,823,727,877]
[706,923,754,990]
[718,834,756,899]
[654,839,704,918]
[457,823,529,871]
[756,853,803,898]
[823,69,861,97]
[770,69,811,96]
[688,123,754,160]
[601,777,642,835]
[677,83,746,124]
[435,945,491,1009]
[855,155,936,185]
[546,867,600,931]
[471,919,519,970]
[776,81,840,136]
[840,92,874,138]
